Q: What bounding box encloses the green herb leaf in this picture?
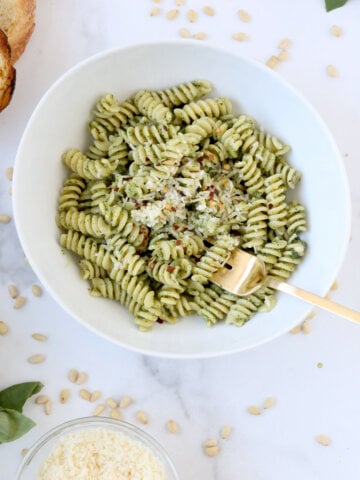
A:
[325,0,348,11]
[0,408,36,444]
[0,382,43,413]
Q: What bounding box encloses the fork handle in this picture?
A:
[267,278,360,325]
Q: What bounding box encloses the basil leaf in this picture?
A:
[0,382,43,412]
[0,408,35,444]
[325,0,348,11]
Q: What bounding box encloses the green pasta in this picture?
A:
[57,80,307,331]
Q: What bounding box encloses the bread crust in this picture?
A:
[0,29,16,112]
[6,0,36,63]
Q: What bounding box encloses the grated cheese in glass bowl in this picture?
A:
[15,417,179,480]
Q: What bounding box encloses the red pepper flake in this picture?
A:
[145,157,151,163]
[268,203,273,209]
[197,156,204,163]
[124,177,132,181]
[171,206,176,212]
[141,238,147,248]
[173,224,180,230]
[157,318,164,324]
[209,191,215,200]
[113,187,119,192]
[167,265,175,273]
[163,125,168,131]
[176,240,182,246]
[149,262,155,269]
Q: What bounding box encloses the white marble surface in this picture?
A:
[1,0,360,478]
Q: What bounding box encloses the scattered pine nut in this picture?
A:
[203,438,218,448]
[331,280,339,291]
[167,419,179,433]
[120,395,133,408]
[220,425,232,439]
[238,9,251,22]
[316,434,331,446]
[278,49,288,61]
[75,371,88,385]
[278,38,292,49]
[60,388,70,404]
[79,389,91,401]
[247,405,262,416]
[203,439,220,457]
[263,396,276,409]
[93,404,106,416]
[326,65,338,78]
[68,369,78,383]
[152,0,161,3]
[266,56,279,69]
[0,321,9,335]
[21,448,29,457]
[31,284,43,297]
[0,215,11,223]
[150,7,161,16]
[8,284,18,299]
[302,319,311,334]
[166,9,179,20]
[13,296,26,309]
[187,9,197,22]
[305,310,316,321]
[32,333,48,342]
[179,27,191,38]
[35,395,49,405]
[193,32,207,40]
[5,167,13,181]
[45,400,52,415]
[232,32,248,41]
[90,390,102,403]
[290,324,302,334]
[135,410,149,425]
[110,408,121,420]
[330,25,342,37]
[203,6,215,16]
[28,354,45,364]
[106,398,118,409]
[176,0,185,5]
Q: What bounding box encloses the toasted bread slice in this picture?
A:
[0,29,16,111]
[0,0,35,63]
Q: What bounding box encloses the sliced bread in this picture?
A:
[0,28,16,112]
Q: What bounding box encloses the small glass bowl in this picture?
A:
[15,416,179,479]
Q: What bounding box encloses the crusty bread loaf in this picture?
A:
[0,28,16,112]
[0,0,35,63]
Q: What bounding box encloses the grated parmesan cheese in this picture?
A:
[37,428,166,479]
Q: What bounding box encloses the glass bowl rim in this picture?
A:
[15,416,179,479]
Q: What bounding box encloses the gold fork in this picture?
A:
[210,248,360,324]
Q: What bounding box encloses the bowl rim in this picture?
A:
[15,416,179,479]
[12,40,352,358]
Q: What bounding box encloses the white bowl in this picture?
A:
[13,41,351,358]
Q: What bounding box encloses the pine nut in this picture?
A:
[28,354,45,364]
[167,419,179,433]
[278,49,288,61]
[119,395,133,408]
[179,28,191,38]
[60,389,70,404]
[35,395,49,405]
[0,321,9,335]
[90,390,101,402]
[330,25,342,37]
[203,6,215,16]
[5,167,13,181]
[106,398,118,409]
[150,7,161,16]
[32,333,48,341]
[31,284,43,297]
[302,319,311,334]
[68,369,78,383]
[316,434,331,446]
[220,425,232,439]
[266,56,279,69]
[21,448,29,457]
[204,445,220,456]
[166,9,179,20]
[110,408,121,419]
[278,38,292,49]
[13,296,26,309]
[232,32,248,41]
[238,9,251,22]
[176,0,185,4]
[247,405,262,415]
[187,9,197,22]
[8,284,18,299]
[45,400,52,415]
[326,65,338,78]
[264,397,276,409]
[290,324,302,334]
[93,404,106,416]
[152,0,161,3]
[331,280,339,291]
[203,438,218,448]
[193,32,207,40]
[135,410,148,424]
[75,371,88,385]
[79,389,91,401]
[0,215,11,223]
